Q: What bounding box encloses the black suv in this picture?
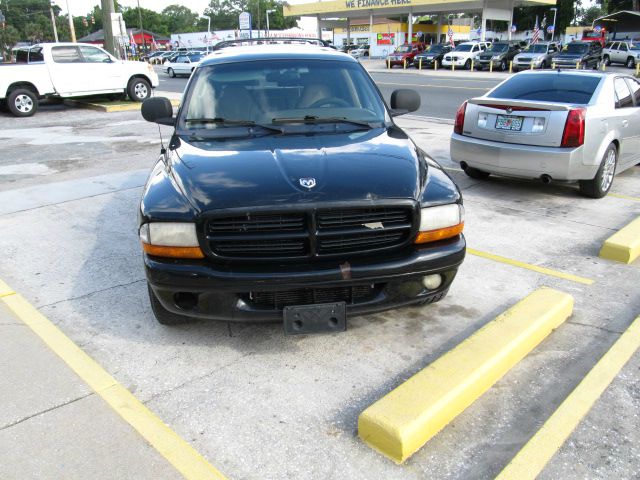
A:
[476,42,521,71]
[139,44,465,333]
[413,44,452,68]
[552,41,602,69]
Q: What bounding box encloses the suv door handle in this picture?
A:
[622,119,629,127]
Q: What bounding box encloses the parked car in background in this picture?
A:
[139,44,465,329]
[451,71,640,198]
[442,42,487,70]
[340,44,358,54]
[350,45,369,58]
[476,42,521,71]
[143,51,165,63]
[387,43,424,67]
[0,43,158,117]
[603,41,640,68]
[552,41,602,69]
[413,44,452,68]
[163,53,203,77]
[512,42,559,71]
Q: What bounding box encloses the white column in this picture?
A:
[481,9,487,41]
[408,12,413,43]
[436,14,442,43]
[317,15,322,39]
[346,18,351,45]
[370,12,374,46]
[508,5,514,40]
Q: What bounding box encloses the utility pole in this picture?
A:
[49,5,59,42]
[64,0,76,42]
[137,0,146,53]
[266,9,275,38]
[101,0,120,59]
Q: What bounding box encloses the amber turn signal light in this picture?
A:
[142,243,205,259]
[415,223,464,244]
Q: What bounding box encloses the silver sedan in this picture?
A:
[450,70,640,197]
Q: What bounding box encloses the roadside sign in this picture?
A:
[594,25,602,33]
[547,25,554,33]
[239,11,251,30]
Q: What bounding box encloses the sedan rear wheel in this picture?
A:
[168,67,175,78]
[579,144,617,198]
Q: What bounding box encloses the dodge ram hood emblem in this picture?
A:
[299,177,316,189]
[506,107,513,114]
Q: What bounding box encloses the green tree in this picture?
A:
[162,5,198,33]
[0,24,19,59]
[121,6,169,36]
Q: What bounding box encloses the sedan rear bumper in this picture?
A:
[450,133,597,181]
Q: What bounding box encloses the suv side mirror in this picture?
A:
[390,89,420,116]
[142,97,174,126]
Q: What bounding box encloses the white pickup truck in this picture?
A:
[0,42,159,117]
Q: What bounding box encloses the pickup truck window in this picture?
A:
[52,46,82,63]
[79,46,110,63]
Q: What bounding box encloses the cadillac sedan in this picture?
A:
[450,70,640,198]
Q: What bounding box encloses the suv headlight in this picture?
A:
[139,222,204,258]
[415,204,464,244]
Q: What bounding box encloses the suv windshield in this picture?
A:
[180,59,386,134]
[523,44,548,54]
[425,45,445,53]
[487,43,509,52]
[564,44,588,54]
[454,44,473,52]
[488,73,601,104]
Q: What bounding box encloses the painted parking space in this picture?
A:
[1,106,639,479]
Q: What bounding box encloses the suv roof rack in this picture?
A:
[212,37,334,51]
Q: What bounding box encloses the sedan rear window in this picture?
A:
[488,73,601,104]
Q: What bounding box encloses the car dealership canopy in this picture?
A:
[284,0,555,42]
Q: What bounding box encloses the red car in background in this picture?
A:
[387,43,424,67]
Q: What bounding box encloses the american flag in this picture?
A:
[531,16,540,44]
[448,26,455,47]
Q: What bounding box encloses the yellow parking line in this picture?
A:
[358,287,574,463]
[0,278,227,480]
[496,315,640,480]
[467,248,594,285]
[608,192,640,202]
[599,216,640,264]
[377,82,489,91]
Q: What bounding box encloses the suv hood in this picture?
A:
[554,53,585,60]
[170,127,422,212]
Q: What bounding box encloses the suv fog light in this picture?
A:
[422,274,443,290]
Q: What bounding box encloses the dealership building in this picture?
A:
[284,0,555,56]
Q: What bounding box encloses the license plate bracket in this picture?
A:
[495,114,524,131]
[283,302,347,335]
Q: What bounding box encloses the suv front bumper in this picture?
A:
[145,236,466,322]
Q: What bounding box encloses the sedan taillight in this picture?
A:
[561,108,586,148]
[454,101,467,135]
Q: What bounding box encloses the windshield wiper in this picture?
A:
[272,115,376,128]
[184,117,284,134]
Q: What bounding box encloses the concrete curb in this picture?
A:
[64,98,180,113]
[599,216,640,264]
[358,287,574,464]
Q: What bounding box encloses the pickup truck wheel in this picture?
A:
[168,67,175,78]
[8,88,38,117]
[128,78,151,102]
[626,56,636,68]
[579,144,617,198]
[147,284,192,325]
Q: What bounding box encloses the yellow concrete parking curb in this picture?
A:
[599,216,640,264]
[0,278,227,480]
[65,98,180,113]
[496,315,640,480]
[358,287,574,464]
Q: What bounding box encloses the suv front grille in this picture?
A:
[205,206,414,259]
[245,284,379,309]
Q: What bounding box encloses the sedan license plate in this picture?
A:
[495,115,524,131]
[283,302,346,335]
